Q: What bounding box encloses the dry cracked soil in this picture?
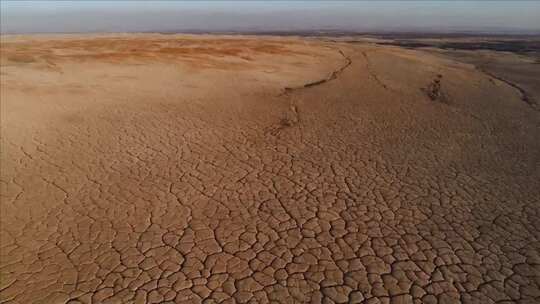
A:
[1,34,539,304]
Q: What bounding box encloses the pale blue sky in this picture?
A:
[2,1,539,34]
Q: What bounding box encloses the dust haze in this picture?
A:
[2,1,540,34]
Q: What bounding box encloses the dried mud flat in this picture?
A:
[1,34,539,304]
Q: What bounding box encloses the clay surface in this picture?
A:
[1,34,539,303]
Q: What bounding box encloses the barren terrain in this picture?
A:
[1,34,539,303]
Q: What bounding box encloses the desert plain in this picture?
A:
[0,34,539,303]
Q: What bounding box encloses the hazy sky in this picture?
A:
[2,1,540,34]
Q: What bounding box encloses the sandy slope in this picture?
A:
[1,34,539,304]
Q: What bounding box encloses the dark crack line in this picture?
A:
[477,66,538,111]
[268,47,352,137]
[279,47,352,96]
[362,51,389,90]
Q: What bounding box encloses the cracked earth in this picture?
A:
[1,34,539,303]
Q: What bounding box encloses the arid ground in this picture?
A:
[1,34,539,303]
